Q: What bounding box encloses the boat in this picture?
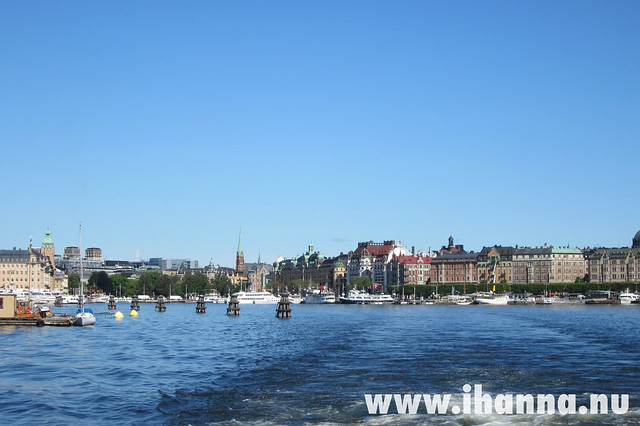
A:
[339,290,394,305]
[619,290,640,304]
[74,225,96,326]
[474,292,510,305]
[440,294,473,305]
[288,294,303,304]
[304,289,336,304]
[232,291,280,304]
[204,294,227,303]
[61,295,79,305]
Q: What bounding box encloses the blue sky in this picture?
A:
[2,1,639,267]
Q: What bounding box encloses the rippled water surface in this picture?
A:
[1,303,639,425]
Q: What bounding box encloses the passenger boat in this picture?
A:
[304,289,336,304]
[232,291,280,304]
[339,290,393,305]
[288,294,303,304]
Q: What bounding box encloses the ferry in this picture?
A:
[340,290,393,305]
[232,291,280,304]
[304,289,336,304]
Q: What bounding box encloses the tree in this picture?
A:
[68,273,80,292]
[349,277,372,291]
[138,272,161,296]
[111,275,129,297]
[182,273,211,295]
[94,271,113,294]
[211,274,237,296]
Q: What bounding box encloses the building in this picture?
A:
[0,248,53,290]
[274,244,347,293]
[64,246,81,259]
[430,252,479,286]
[387,255,432,286]
[235,230,244,274]
[85,247,102,261]
[512,246,586,284]
[346,240,410,291]
[477,246,515,284]
[40,229,55,271]
[585,230,640,283]
[148,258,198,273]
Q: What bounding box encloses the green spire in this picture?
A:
[237,229,243,255]
[258,251,261,264]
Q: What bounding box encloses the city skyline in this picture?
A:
[2,1,639,267]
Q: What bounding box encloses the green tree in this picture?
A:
[111,275,129,297]
[139,272,161,296]
[68,273,80,292]
[349,277,372,290]
[182,273,211,295]
[211,274,237,296]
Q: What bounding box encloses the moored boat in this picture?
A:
[232,291,280,304]
[304,289,336,304]
[340,290,393,305]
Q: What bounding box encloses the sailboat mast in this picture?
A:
[80,224,84,313]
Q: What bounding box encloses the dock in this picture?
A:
[0,315,75,327]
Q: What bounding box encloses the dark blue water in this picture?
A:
[1,303,639,425]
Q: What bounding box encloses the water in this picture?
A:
[1,303,640,425]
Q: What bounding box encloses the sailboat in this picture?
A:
[74,225,96,326]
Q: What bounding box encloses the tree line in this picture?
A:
[67,271,240,297]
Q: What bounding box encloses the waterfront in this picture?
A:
[1,303,640,424]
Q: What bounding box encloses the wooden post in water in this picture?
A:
[108,295,116,311]
[196,295,206,313]
[155,296,166,312]
[130,295,140,311]
[276,292,291,319]
[226,294,240,316]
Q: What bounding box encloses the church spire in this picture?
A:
[235,229,245,273]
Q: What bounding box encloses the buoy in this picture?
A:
[129,310,139,317]
[114,311,124,319]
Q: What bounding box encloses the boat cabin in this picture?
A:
[0,294,17,318]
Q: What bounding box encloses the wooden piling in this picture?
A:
[226,294,240,316]
[276,293,292,319]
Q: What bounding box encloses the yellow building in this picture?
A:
[0,248,52,290]
[477,246,514,285]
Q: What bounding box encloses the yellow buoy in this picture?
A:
[114,311,124,319]
[129,309,139,317]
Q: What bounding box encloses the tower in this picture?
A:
[41,228,55,271]
[236,229,245,273]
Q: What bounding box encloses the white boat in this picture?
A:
[340,290,394,305]
[232,291,280,304]
[204,294,227,304]
[440,294,473,305]
[91,295,109,303]
[289,294,303,304]
[474,293,510,305]
[31,289,57,306]
[61,295,79,304]
[304,289,336,304]
[74,225,96,326]
[619,291,640,304]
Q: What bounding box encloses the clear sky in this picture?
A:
[2,1,639,267]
